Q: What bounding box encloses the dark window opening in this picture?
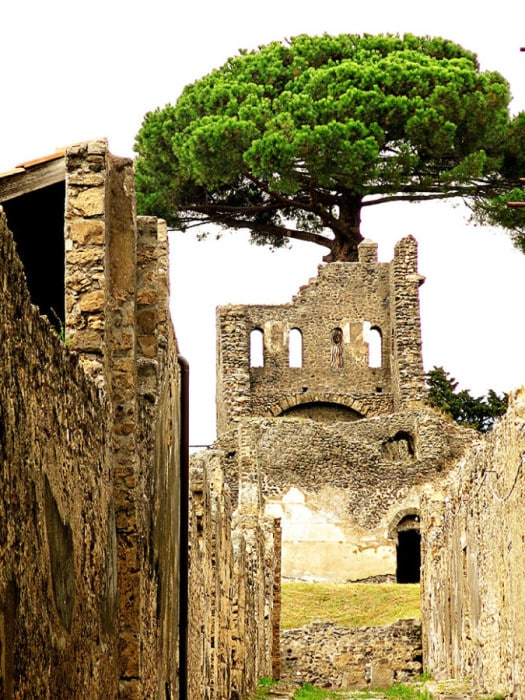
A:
[381,430,416,462]
[396,528,421,583]
[2,181,66,331]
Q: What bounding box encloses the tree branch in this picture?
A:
[362,184,502,207]
[245,173,340,221]
[178,210,333,249]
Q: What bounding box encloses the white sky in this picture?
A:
[2,0,525,445]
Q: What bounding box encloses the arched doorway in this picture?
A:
[395,514,421,583]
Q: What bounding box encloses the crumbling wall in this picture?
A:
[64,141,182,698]
[216,237,426,435]
[213,236,444,585]
[1,138,283,698]
[280,619,422,690]
[218,409,472,581]
[135,216,181,699]
[188,450,281,699]
[0,209,120,697]
[421,389,525,698]
[0,140,182,699]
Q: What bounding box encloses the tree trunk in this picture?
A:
[323,193,364,262]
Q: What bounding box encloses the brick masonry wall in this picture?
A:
[281,619,422,690]
[421,388,525,698]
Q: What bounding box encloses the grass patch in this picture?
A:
[281,582,420,629]
[293,684,341,698]
[291,683,432,699]
[251,677,278,698]
[383,683,432,699]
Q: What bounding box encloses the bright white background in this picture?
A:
[2,1,525,445]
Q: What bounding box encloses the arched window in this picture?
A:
[249,328,264,367]
[288,328,303,368]
[368,326,382,368]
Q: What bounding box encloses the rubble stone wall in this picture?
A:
[1,138,282,699]
[0,209,120,697]
[0,140,182,699]
[188,450,281,700]
[280,619,422,690]
[421,388,525,698]
[218,409,472,581]
[216,237,426,435]
[214,236,440,586]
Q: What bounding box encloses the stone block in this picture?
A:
[136,287,158,306]
[137,335,157,358]
[69,187,105,217]
[369,663,394,689]
[68,219,105,245]
[79,290,105,312]
[71,328,103,352]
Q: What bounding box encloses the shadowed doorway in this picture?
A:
[395,515,421,583]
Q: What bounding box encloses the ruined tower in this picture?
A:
[217,237,426,434]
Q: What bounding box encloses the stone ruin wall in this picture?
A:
[217,409,473,582]
[216,237,427,438]
[214,235,441,584]
[188,450,281,700]
[0,209,119,697]
[0,140,183,698]
[66,141,183,698]
[421,388,525,698]
[281,619,422,690]
[1,138,281,699]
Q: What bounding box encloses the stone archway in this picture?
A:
[271,392,368,421]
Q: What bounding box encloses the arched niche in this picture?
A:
[381,431,416,462]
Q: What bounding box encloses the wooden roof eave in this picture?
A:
[0,153,66,204]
